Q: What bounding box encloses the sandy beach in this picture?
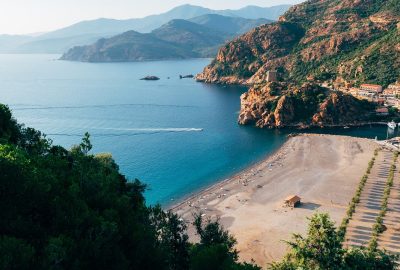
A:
[171,134,378,268]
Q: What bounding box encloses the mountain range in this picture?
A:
[60,15,272,62]
[0,4,291,54]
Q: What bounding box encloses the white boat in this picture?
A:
[388,121,396,129]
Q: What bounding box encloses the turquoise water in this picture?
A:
[0,54,392,205]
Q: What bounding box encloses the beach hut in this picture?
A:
[284,195,301,208]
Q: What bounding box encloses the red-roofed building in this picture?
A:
[376,107,389,116]
[360,84,383,93]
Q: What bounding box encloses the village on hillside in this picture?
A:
[321,80,400,116]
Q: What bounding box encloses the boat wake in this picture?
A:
[46,127,203,137]
[11,103,198,110]
[96,127,203,132]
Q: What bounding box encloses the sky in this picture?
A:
[0,0,303,35]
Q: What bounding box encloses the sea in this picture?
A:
[0,54,395,205]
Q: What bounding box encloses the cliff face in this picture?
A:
[198,0,399,129]
[197,0,400,87]
[238,83,376,128]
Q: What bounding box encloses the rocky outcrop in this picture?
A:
[238,83,378,128]
[197,0,400,87]
[311,92,372,126]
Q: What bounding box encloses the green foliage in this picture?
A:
[343,247,398,270]
[149,206,190,270]
[269,82,281,96]
[0,104,21,144]
[285,85,327,121]
[0,236,35,270]
[0,104,261,270]
[270,213,398,270]
[190,214,260,270]
[276,213,344,269]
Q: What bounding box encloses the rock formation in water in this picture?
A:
[238,83,378,128]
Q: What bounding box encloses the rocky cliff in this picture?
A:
[199,0,399,128]
[238,83,378,128]
[197,0,400,87]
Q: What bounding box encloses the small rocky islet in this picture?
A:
[140,76,160,81]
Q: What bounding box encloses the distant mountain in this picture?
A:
[188,14,271,35]
[217,4,292,20]
[14,34,110,54]
[0,35,33,53]
[152,19,228,56]
[4,4,291,54]
[60,30,196,62]
[61,13,278,63]
[61,19,233,62]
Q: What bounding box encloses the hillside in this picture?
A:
[197,0,400,87]
[188,14,272,35]
[3,4,291,54]
[197,0,400,129]
[152,19,228,54]
[60,30,196,62]
[61,16,273,62]
[0,35,33,53]
[237,82,389,128]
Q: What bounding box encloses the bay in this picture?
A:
[0,54,393,205]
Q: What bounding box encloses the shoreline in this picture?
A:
[171,133,379,267]
[167,134,291,211]
[168,128,384,210]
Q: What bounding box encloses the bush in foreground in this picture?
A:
[270,213,398,270]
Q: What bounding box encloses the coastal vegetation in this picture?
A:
[270,213,398,270]
[0,103,260,270]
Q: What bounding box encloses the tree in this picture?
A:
[149,206,190,270]
[270,213,398,270]
[80,132,93,155]
[190,214,260,270]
